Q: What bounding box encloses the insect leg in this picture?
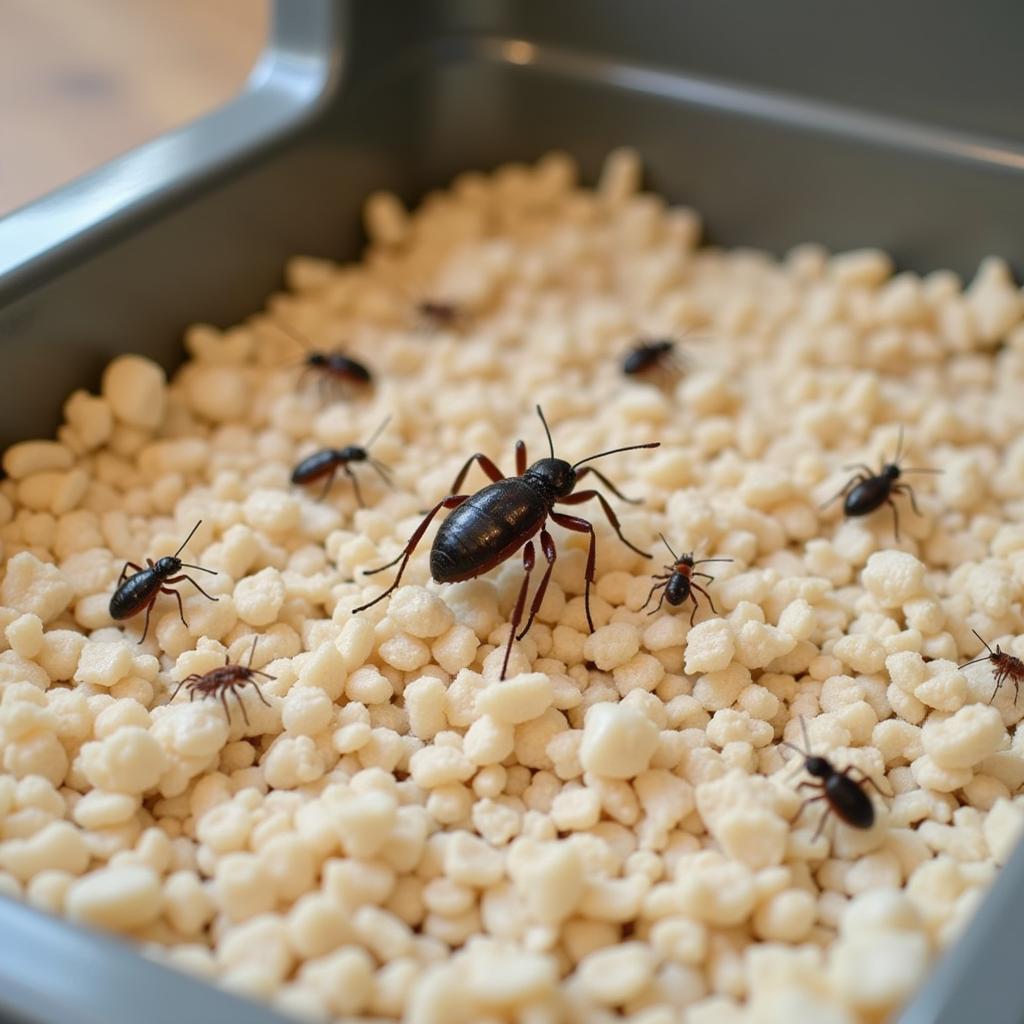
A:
[574,466,642,504]
[234,686,252,727]
[502,541,537,680]
[841,463,875,475]
[893,482,922,516]
[220,688,233,723]
[344,465,365,508]
[515,440,527,476]
[251,679,272,708]
[886,497,901,541]
[139,596,156,644]
[516,529,558,641]
[558,489,650,558]
[370,460,393,487]
[162,586,188,628]
[845,767,887,798]
[118,561,144,584]
[354,495,468,611]
[793,791,826,824]
[689,582,718,625]
[550,511,598,632]
[448,454,505,493]
[640,577,670,613]
[820,474,865,510]
[165,575,219,602]
[812,803,832,843]
[169,674,200,702]
[317,467,337,502]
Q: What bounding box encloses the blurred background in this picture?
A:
[0,0,267,216]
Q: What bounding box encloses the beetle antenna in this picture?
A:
[693,557,734,566]
[573,441,660,470]
[273,319,314,352]
[799,715,814,755]
[899,467,943,474]
[179,563,218,575]
[535,405,555,458]
[363,415,392,451]
[173,521,203,558]
[893,424,905,465]
[658,533,678,561]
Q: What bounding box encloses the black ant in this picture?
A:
[169,636,273,726]
[959,629,1024,703]
[274,320,372,395]
[781,717,884,840]
[822,426,940,539]
[291,416,393,505]
[640,534,732,625]
[109,521,218,643]
[354,406,659,679]
[621,339,685,379]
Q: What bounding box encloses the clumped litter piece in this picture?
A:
[1,148,1024,1024]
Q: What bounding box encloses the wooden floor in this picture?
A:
[0,0,267,216]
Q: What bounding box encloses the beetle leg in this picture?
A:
[219,687,232,724]
[503,541,537,679]
[689,582,718,625]
[118,561,144,585]
[161,586,189,629]
[344,465,364,508]
[516,440,527,476]
[251,680,272,708]
[841,462,875,475]
[886,498,901,541]
[558,489,650,558]
[516,529,558,642]
[574,466,642,504]
[820,474,865,510]
[845,767,887,798]
[370,459,393,487]
[354,495,469,611]
[812,803,832,843]
[448,453,505,493]
[317,467,337,502]
[693,572,716,582]
[165,575,219,602]
[138,596,156,645]
[893,482,922,516]
[640,578,670,613]
[550,511,598,632]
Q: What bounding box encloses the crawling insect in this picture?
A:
[109,521,218,644]
[416,300,464,331]
[275,320,372,395]
[959,629,1024,702]
[640,534,733,625]
[822,426,940,539]
[782,717,885,840]
[168,636,273,726]
[291,416,393,505]
[354,406,659,678]
[621,339,683,378]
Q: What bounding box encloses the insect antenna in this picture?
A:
[893,424,904,464]
[363,415,392,450]
[273,319,315,352]
[959,629,998,669]
[693,557,734,566]
[658,533,679,561]
[173,521,203,558]
[780,715,814,762]
[573,441,661,469]
[245,634,259,668]
[179,563,218,575]
[535,405,556,458]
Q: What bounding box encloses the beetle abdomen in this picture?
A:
[826,775,875,829]
[844,477,891,517]
[292,450,337,484]
[665,574,691,606]
[109,573,158,619]
[431,480,547,583]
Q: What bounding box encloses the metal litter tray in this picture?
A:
[2,1,1024,1021]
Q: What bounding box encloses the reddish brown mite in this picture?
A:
[169,636,273,726]
[640,534,732,626]
[959,629,1024,702]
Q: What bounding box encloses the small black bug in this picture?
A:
[821,426,941,539]
[782,717,885,840]
[291,416,393,505]
[275,320,373,395]
[959,629,1024,703]
[622,339,683,378]
[416,300,465,332]
[640,534,733,626]
[354,406,659,679]
[169,636,274,726]
[109,521,218,644]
